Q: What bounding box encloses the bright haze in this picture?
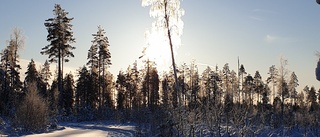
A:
[1,1,320,92]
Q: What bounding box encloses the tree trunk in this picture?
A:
[58,47,63,111]
[164,1,180,106]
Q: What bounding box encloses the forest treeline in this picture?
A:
[1,3,320,136]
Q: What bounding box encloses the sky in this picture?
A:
[1,1,320,92]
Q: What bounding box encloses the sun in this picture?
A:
[144,31,172,73]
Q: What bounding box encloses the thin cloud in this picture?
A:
[264,34,297,44]
[264,35,278,43]
[250,9,278,21]
[249,16,264,21]
[252,9,277,14]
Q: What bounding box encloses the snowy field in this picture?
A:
[23,121,136,137]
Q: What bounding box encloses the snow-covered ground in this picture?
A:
[23,121,136,137]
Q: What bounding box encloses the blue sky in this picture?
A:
[1,1,320,92]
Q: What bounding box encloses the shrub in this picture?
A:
[14,82,49,132]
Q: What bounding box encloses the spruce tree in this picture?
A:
[63,73,74,116]
[24,59,38,86]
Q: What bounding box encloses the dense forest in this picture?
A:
[1,2,320,137]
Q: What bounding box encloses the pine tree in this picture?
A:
[149,67,160,112]
[75,66,90,110]
[0,29,24,115]
[141,60,156,108]
[130,61,140,110]
[179,63,190,107]
[162,73,171,108]
[40,60,52,89]
[222,63,231,100]
[48,79,58,116]
[308,86,317,112]
[8,28,24,94]
[202,66,213,105]
[306,86,316,104]
[267,65,278,104]
[24,59,47,98]
[277,57,288,129]
[41,4,75,111]
[124,66,134,109]
[87,43,98,71]
[288,72,299,105]
[230,70,238,103]
[239,64,247,102]
[262,84,270,105]
[222,63,233,136]
[188,61,200,109]
[0,48,11,114]
[75,66,95,120]
[100,71,114,111]
[244,74,254,105]
[63,73,74,116]
[91,26,111,109]
[116,70,126,110]
[254,71,263,104]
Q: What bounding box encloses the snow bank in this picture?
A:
[23,121,136,137]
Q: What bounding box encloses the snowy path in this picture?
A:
[24,122,136,137]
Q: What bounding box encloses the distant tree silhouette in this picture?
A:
[24,59,38,87]
[86,40,99,109]
[306,86,316,104]
[229,70,238,103]
[239,64,247,102]
[0,28,24,115]
[188,61,200,109]
[75,66,96,120]
[48,79,58,116]
[75,67,88,109]
[8,28,24,94]
[161,73,171,108]
[308,86,318,112]
[128,61,140,110]
[149,67,160,112]
[40,60,52,89]
[41,4,75,111]
[277,57,289,129]
[267,65,278,103]
[91,26,111,109]
[253,71,263,104]
[116,70,126,110]
[288,72,299,104]
[24,59,47,98]
[63,73,74,116]
[244,74,254,105]
[102,71,114,110]
[202,66,213,105]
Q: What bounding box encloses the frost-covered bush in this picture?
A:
[14,82,49,131]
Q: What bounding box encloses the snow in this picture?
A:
[23,121,136,137]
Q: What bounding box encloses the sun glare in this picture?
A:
[144,31,172,73]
